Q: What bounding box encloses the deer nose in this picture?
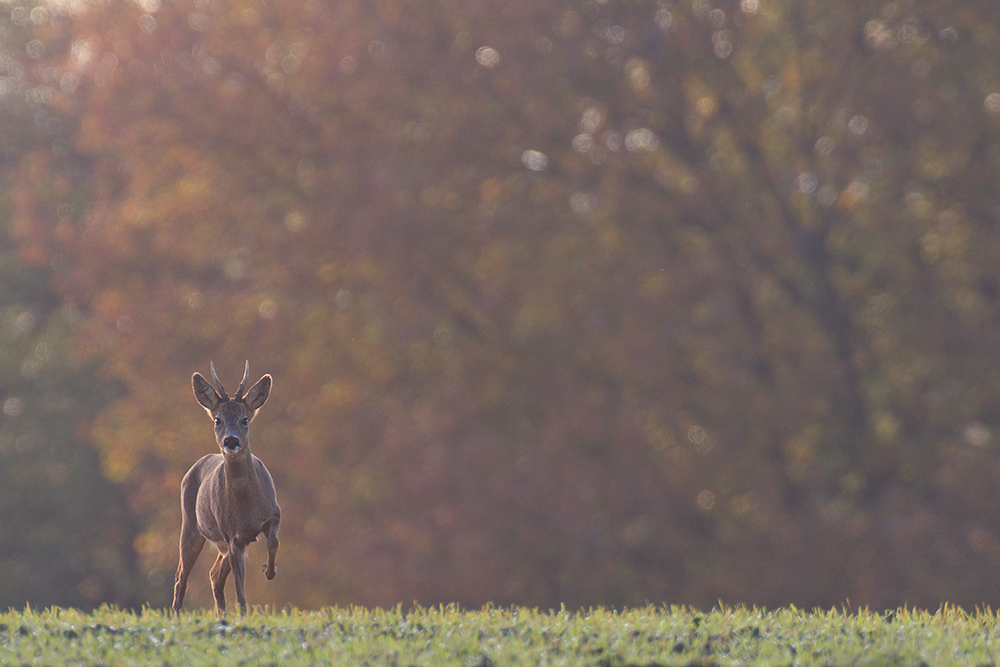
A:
[222,436,241,452]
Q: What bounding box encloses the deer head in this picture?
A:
[192,360,271,455]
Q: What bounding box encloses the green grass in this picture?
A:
[0,604,997,666]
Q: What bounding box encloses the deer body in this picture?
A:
[172,362,280,618]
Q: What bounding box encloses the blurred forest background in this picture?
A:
[3,0,1000,612]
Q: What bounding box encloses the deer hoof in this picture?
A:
[263,564,276,580]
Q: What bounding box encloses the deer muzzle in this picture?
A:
[222,436,242,453]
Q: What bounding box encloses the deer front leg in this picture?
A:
[209,550,231,619]
[229,543,249,616]
[262,520,279,580]
[172,526,206,613]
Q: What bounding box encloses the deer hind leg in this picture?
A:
[209,549,232,618]
[172,526,206,613]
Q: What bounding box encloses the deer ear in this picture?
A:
[193,373,222,412]
[245,374,271,411]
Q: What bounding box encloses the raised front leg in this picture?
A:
[262,520,279,580]
[172,525,206,613]
[209,550,232,618]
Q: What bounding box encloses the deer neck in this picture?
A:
[222,447,258,495]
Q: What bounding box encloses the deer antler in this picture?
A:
[235,360,250,400]
[210,361,229,400]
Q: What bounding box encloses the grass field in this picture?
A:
[1,604,998,666]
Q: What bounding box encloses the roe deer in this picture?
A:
[172,361,281,618]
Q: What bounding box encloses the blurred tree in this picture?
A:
[0,2,146,608]
[6,0,1000,611]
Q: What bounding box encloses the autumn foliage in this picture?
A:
[4,0,1000,611]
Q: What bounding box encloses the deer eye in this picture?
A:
[241,417,249,426]
[214,417,222,426]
